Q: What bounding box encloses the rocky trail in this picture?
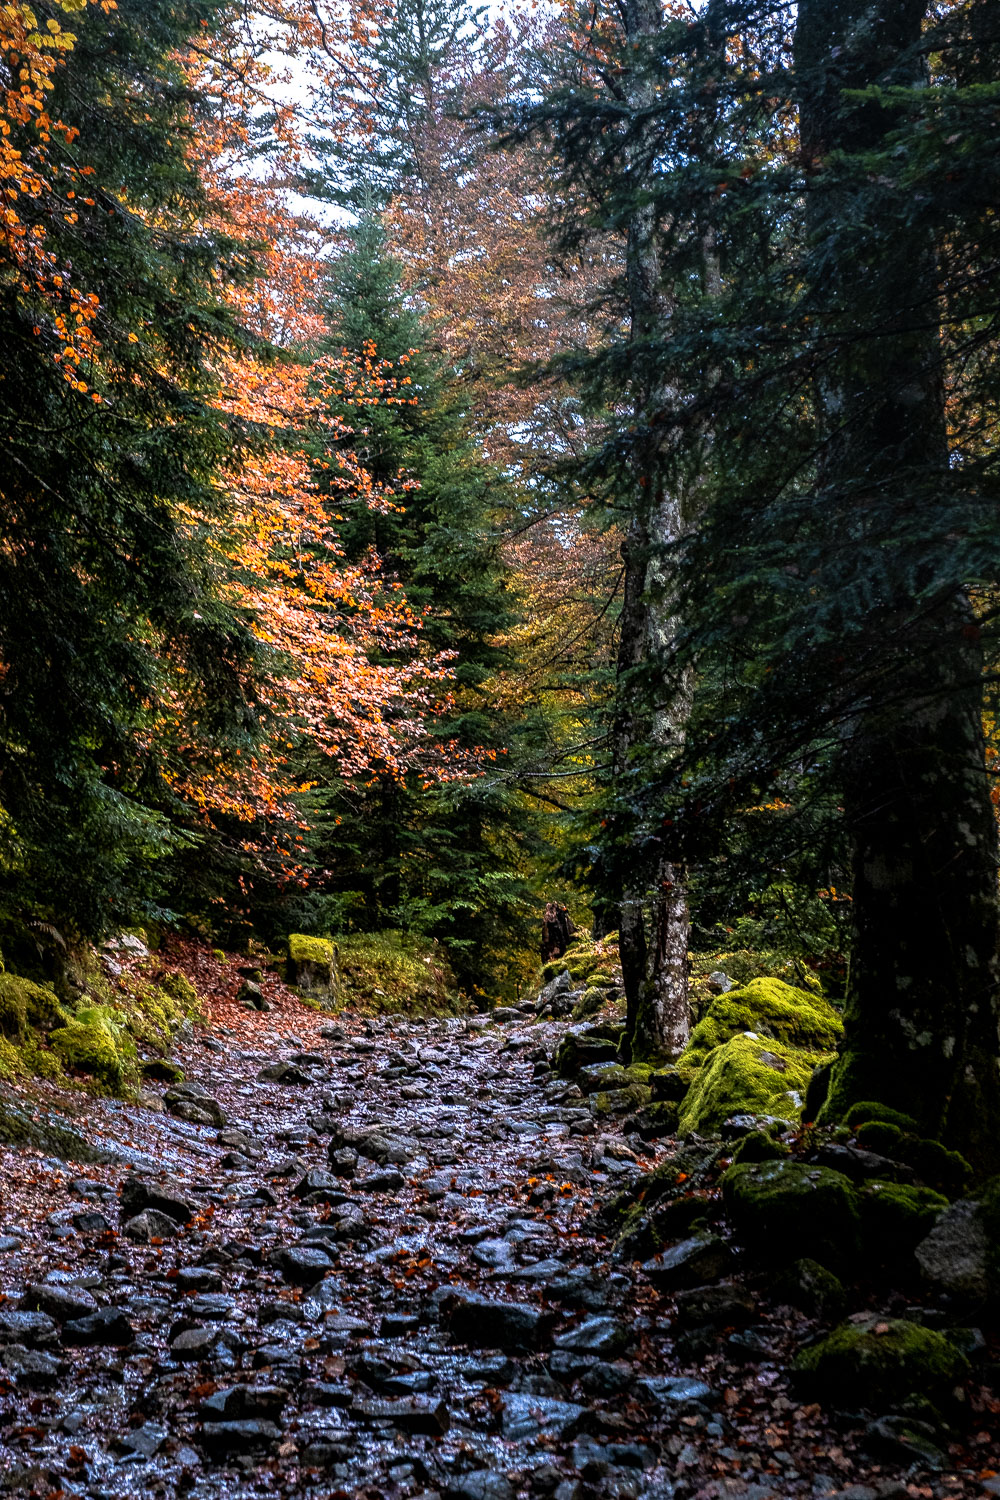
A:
[0,956,996,1500]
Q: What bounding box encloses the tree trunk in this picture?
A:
[610,0,693,1062]
[797,0,1000,1175]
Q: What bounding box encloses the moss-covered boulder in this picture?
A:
[335,930,459,1014]
[678,1033,820,1135]
[682,978,843,1070]
[50,1018,126,1090]
[860,1181,948,1261]
[287,934,338,1001]
[852,1121,971,1197]
[0,974,69,1038]
[592,1083,650,1117]
[572,986,611,1021]
[555,1029,619,1078]
[578,1061,632,1094]
[774,1258,847,1321]
[793,1316,969,1408]
[845,1101,920,1133]
[722,1158,861,1268]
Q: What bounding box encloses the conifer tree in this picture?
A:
[298,216,535,991]
[0,0,268,936]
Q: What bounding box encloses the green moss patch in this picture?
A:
[845,1100,920,1133]
[722,1158,861,1268]
[860,1180,948,1260]
[683,978,842,1070]
[0,975,69,1038]
[679,1033,821,1135]
[288,934,335,967]
[336,930,461,1015]
[794,1316,969,1408]
[50,1018,126,1091]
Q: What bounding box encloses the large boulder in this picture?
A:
[287,935,338,1002]
[915,1180,1000,1304]
[793,1315,969,1408]
[722,1158,860,1269]
[678,1033,818,1135]
[682,978,842,1070]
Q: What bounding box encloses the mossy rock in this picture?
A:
[722,1158,860,1268]
[142,1058,185,1084]
[572,987,609,1021]
[0,1091,106,1162]
[774,1257,847,1321]
[161,972,198,1009]
[682,978,843,1071]
[678,1033,821,1136]
[49,1018,126,1091]
[592,1083,650,1117]
[541,961,570,984]
[730,1131,790,1167]
[0,974,69,1038]
[854,1122,971,1198]
[649,1066,687,1103]
[555,1031,618,1078]
[632,1101,681,1140]
[845,1101,921,1133]
[334,931,459,1015]
[793,1316,969,1408]
[860,1181,948,1261]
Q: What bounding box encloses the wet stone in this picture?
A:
[353,1395,451,1435]
[21,1283,97,1322]
[0,1309,59,1347]
[273,1245,335,1286]
[441,1292,558,1351]
[123,1207,180,1242]
[62,1307,134,1346]
[0,1345,62,1386]
[553,1315,629,1356]
[199,1419,283,1456]
[445,1473,517,1500]
[500,1391,588,1441]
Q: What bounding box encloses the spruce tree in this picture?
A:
[0,0,269,937]
[298,216,534,991]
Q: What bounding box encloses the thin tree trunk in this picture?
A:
[797,0,1000,1175]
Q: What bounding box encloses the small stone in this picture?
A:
[199,1419,282,1456]
[0,1309,59,1347]
[118,1423,167,1459]
[640,1232,731,1290]
[120,1175,199,1224]
[354,1168,405,1192]
[636,1375,715,1409]
[122,1208,179,1243]
[446,1473,516,1500]
[62,1308,134,1346]
[553,1316,629,1356]
[21,1283,97,1322]
[500,1391,587,1441]
[274,1245,335,1287]
[170,1326,219,1360]
[0,1344,62,1386]
[441,1293,557,1352]
[353,1396,450,1435]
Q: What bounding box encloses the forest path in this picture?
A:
[0,976,974,1500]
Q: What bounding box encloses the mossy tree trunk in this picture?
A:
[613,0,693,1065]
[798,0,1000,1175]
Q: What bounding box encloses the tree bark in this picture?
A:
[797,0,1000,1175]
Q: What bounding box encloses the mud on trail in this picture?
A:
[0,947,994,1500]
